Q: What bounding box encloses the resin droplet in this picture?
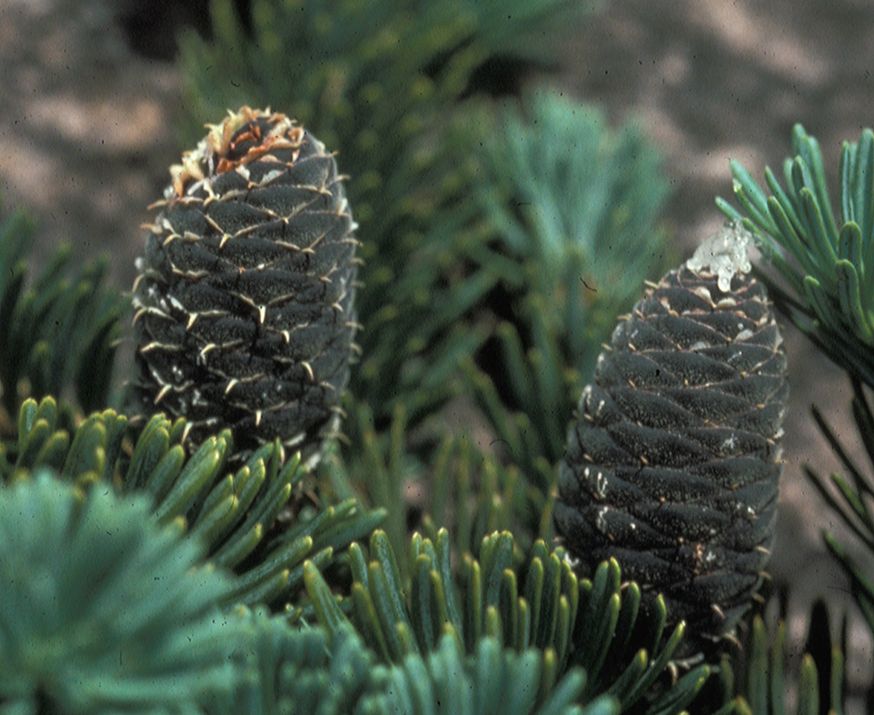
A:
[686,223,753,292]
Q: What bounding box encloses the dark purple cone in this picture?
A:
[556,260,787,647]
[132,107,359,465]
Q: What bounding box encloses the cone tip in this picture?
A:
[686,222,753,292]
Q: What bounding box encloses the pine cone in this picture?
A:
[132,107,359,466]
[555,228,787,647]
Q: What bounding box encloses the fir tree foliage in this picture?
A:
[0,469,605,715]
[717,612,846,715]
[305,530,711,714]
[210,606,597,715]
[205,608,375,714]
[178,0,593,427]
[0,207,124,425]
[475,91,670,385]
[803,377,874,638]
[322,398,553,565]
[361,633,600,715]
[0,471,239,713]
[718,124,874,386]
[721,123,874,650]
[2,396,383,607]
[466,91,671,475]
[717,123,874,714]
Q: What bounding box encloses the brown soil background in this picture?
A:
[2,0,873,704]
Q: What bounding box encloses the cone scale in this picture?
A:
[555,226,788,646]
[132,107,359,465]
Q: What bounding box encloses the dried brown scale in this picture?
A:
[556,263,787,650]
[132,107,359,466]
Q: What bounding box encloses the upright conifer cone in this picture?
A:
[132,107,359,465]
[555,226,788,646]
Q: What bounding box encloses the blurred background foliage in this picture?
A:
[1,0,873,712]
